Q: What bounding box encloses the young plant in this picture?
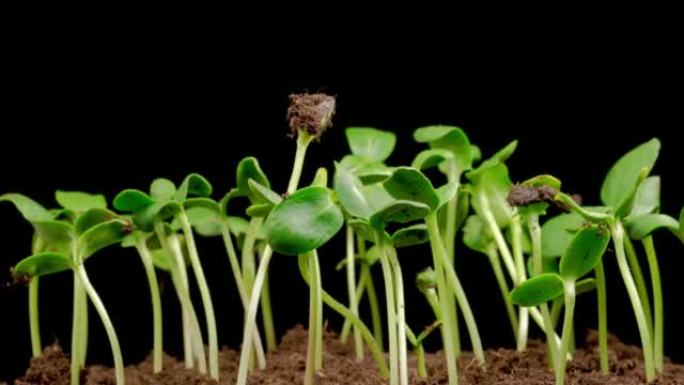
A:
[405,321,441,379]
[511,224,610,385]
[236,93,336,385]
[12,198,129,385]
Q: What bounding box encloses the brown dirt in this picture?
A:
[15,326,684,384]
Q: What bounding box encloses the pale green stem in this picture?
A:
[594,260,609,374]
[314,250,324,371]
[422,288,442,319]
[259,252,277,354]
[364,264,384,347]
[340,265,368,342]
[77,284,88,369]
[556,281,576,385]
[378,238,399,385]
[220,223,266,368]
[135,240,164,373]
[241,217,262,295]
[75,263,124,385]
[643,236,663,372]
[70,273,85,385]
[237,246,274,385]
[388,248,408,385]
[178,211,219,380]
[479,196,519,283]
[426,213,458,385]
[29,278,41,357]
[304,251,321,385]
[611,221,655,382]
[624,236,654,335]
[287,130,314,193]
[485,244,518,342]
[431,214,485,365]
[346,225,364,361]
[444,163,462,355]
[405,326,427,379]
[511,214,529,351]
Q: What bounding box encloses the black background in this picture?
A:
[1,30,682,382]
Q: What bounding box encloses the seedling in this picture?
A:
[405,321,441,379]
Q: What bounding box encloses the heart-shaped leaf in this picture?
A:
[55,191,107,213]
[311,167,328,187]
[236,157,270,200]
[75,208,117,235]
[264,186,344,255]
[411,149,454,170]
[510,273,565,306]
[334,164,374,219]
[470,163,514,228]
[113,189,156,213]
[629,176,660,217]
[383,167,440,211]
[0,193,52,222]
[370,200,431,229]
[150,178,177,201]
[462,215,492,254]
[345,127,396,163]
[559,225,610,281]
[248,179,283,205]
[391,224,429,248]
[14,252,72,278]
[413,125,474,172]
[77,219,129,259]
[601,138,660,214]
[175,173,212,201]
[624,213,679,240]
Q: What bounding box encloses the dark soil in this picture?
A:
[15,326,684,384]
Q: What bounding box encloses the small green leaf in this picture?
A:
[236,157,270,199]
[347,219,376,242]
[227,216,251,238]
[334,164,374,219]
[363,244,384,266]
[113,189,155,213]
[264,186,344,255]
[370,200,431,229]
[78,219,129,259]
[248,179,283,205]
[175,173,212,201]
[55,191,107,213]
[32,221,74,248]
[132,201,182,232]
[411,149,454,170]
[0,193,52,222]
[391,224,429,248]
[624,213,679,240]
[246,203,273,218]
[541,212,586,258]
[601,138,660,214]
[14,252,72,278]
[462,215,491,254]
[150,178,176,200]
[575,278,597,296]
[383,167,440,211]
[75,208,117,235]
[311,167,328,187]
[413,125,474,172]
[510,273,565,306]
[149,248,174,272]
[559,225,610,281]
[436,182,458,210]
[416,268,437,292]
[467,140,518,180]
[521,174,562,190]
[629,176,660,217]
[527,255,560,277]
[454,190,470,231]
[184,197,221,212]
[186,206,222,237]
[345,127,396,162]
[219,189,239,217]
[339,155,392,184]
[470,163,514,228]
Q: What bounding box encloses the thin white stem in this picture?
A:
[479,195,519,284]
[70,272,84,385]
[346,225,364,361]
[135,240,164,373]
[555,281,576,385]
[287,131,313,194]
[388,249,408,385]
[379,241,399,385]
[28,279,41,357]
[511,214,529,351]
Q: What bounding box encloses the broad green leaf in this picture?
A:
[150,178,176,200]
[624,213,679,240]
[264,186,344,255]
[0,193,52,222]
[248,179,283,205]
[559,225,610,281]
[436,182,458,210]
[411,149,454,170]
[383,167,440,211]
[470,163,514,228]
[391,224,429,248]
[370,200,431,229]
[227,216,251,238]
[150,248,174,272]
[78,219,129,259]
[334,164,374,219]
[32,221,74,247]
[527,255,560,277]
[236,157,270,200]
[345,127,396,162]
[416,268,437,292]
[462,215,491,254]
[186,206,222,237]
[132,201,182,232]
[113,189,155,213]
[541,212,586,258]
[175,173,212,201]
[75,208,117,235]
[510,273,565,306]
[311,167,328,187]
[601,138,660,214]
[413,125,474,172]
[55,191,107,213]
[246,203,273,217]
[629,176,660,216]
[184,197,221,212]
[339,155,392,184]
[14,252,72,278]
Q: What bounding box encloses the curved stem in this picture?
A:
[287,131,313,194]
[643,236,663,372]
[611,221,655,382]
[179,211,219,380]
[594,260,609,374]
[237,246,274,385]
[241,217,262,295]
[624,236,653,335]
[486,244,518,342]
[556,281,576,385]
[479,195,519,283]
[346,225,363,361]
[340,264,368,342]
[378,239,399,385]
[405,326,427,379]
[75,264,124,385]
[365,264,384,347]
[29,278,41,357]
[388,248,408,385]
[135,240,163,373]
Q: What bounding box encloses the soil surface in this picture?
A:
[15,326,684,384]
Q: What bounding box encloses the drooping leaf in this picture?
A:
[600,138,660,214]
[264,186,344,255]
[175,173,212,201]
[149,248,174,272]
[55,191,107,213]
[75,208,117,235]
[629,176,660,217]
[383,167,440,211]
[559,225,610,281]
[362,244,384,266]
[236,157,270,200]
[575,278,597,296]
[370,200,431,229]
[334,164,374,219]
[462,215,492,254]
[624,213,679,240]
[248,179,283,205]
[0,193,52,222]
[150,178,176,201]
[411,149,454,170]
[391,224,429,248]
[219,189,239,217]
[32,221,74,248]
[227,216,251,238]
[77,219,129,259]
[510,273,565,306]
[14,252,72,278]
[345,127,396,162]
[113,189,155,213]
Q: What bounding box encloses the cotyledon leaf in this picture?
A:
[510,273,565,307]
[14,252,72,278]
